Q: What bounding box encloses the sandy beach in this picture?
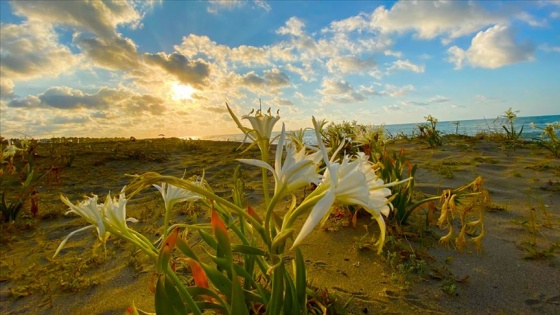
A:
[1,136,559,314]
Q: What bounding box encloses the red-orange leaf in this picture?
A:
[186,258,209,288]
[164,227,179,249]
[247,205,263,223]
[211,206,227,236]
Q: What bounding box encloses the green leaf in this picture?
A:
[155,275,176,315]
[175,238,198,260]
[231,244,267,256]
[293,248,307,310]
[267,264,285,315]
[186,286,229,312]
[199,229,217,249]
[230,268,250,315]
[283,271,298,315]
[271,228,294,252]
[164,276,189,314]
[200,262,232,298]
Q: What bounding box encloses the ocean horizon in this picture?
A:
[196,114,560,144]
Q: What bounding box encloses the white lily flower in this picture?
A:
[292,117,392,253]
[54,195,108,258]
[242,107,281,142]
[2,143,21,161]
[238,124,321,194]
[153,180,203,211]
[103,188,138,233]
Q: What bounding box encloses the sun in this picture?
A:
[171,83,195,101]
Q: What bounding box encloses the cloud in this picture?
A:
[370,1,506,43]
[539,43,560,53]
[0,78,15,99]
[387,59,425,73]
[383,84,416,97]
[284,63,315,82]
[144,52,211,88]
[447,25,535,69]
[175,34,274,68]
[277,17,306,37]
[319,79,367,104]
[8,86,166,115]
[384,104,402,112]
[75,34,140,70]
[239,69,290,92]
[403,100,428,106]
[0,22,80,81]
[428,95,451,104]
[207,0,270,14]
[514,12,547,27]
[10,0,145,39]
[326,56,377,74]
[325,1,506,45]
[326,13,369,33]
[269,97,294,107]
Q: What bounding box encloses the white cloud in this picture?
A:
[144,52,211,89]
[7,86,166,115]
[539,43,560,53]
[238,69,291,95]
[326,13,369,33]
[384,50,403,58]
[514,12,547,27]
[326,56,377,74]
[381,84,415,97]
[0,78,15,99]
[277,17,306,37]
[387,59,425,73]
[0,22,80,81]
[75,34,140,71]
[369,1,506,44]
[447,25,535,69]
[284,63,315,82]
[269,97,294,107]
[428,95,451,104]
[10,0,145,39]
[175,34,276,69]
[319,79,367,104]
[207,0,270,14]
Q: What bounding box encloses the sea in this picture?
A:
[198,115,559,144]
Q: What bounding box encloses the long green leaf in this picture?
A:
[267,264,285,315]
[175,238,198,260]
[199,229,217,249]
[283,271,298,315]
[230,268,250,315]
[294,247,307,311]
[231,244,267,256]
[164,276,189,314]
[200,262,232,298]
[155,275,176,315]
[186,286,229,312]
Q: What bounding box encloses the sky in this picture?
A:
[1,0,559,139]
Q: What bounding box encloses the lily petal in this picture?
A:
[292,190,335,248]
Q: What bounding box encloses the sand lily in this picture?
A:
[54,194,108,258]
[1,142,21,162]
[226,103,280,149]
[242,106,280,142]
[153,180,203,211]
[227,103,282,204]
[102,189,138,234]
[238,124,321,194]
[292,117,395,253]
[154,174,205,239]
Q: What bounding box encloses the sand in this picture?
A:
[1,136,559,314]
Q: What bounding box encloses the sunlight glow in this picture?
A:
[171,83,195,101]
